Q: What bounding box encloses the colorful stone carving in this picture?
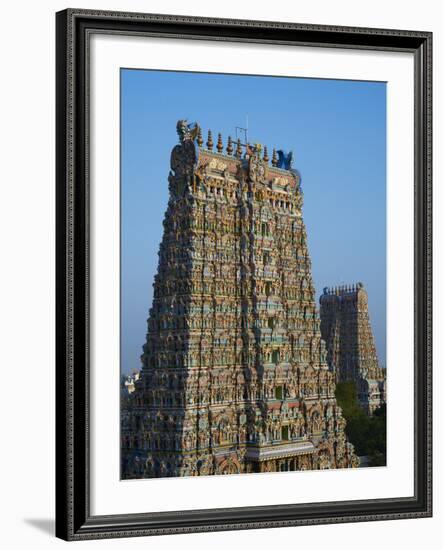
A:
[121,122,359,479]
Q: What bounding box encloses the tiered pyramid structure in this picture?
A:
[319,284,387,414]
[121,120,359,478]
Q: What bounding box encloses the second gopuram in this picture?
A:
[319,284,387,415]
[121,120,359,478]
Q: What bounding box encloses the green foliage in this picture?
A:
[335,382,386,467]
[335,381,363,419]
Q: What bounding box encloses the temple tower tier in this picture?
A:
[121,120,359,478]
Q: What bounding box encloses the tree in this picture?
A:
[335,381,386,466]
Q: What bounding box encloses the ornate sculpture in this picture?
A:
[176,119,200,143]
[276,149,293,170]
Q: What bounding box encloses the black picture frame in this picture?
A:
[55,8,432,541]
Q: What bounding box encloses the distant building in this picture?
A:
[121,369,141,397]
[121,120,359,479]
[319,284,386,415]
[121,369,141,474]
[121,370,141,429]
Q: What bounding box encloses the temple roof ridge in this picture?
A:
[322,282,365,296]
[175,118,296,173]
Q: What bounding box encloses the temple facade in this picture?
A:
[121,120,359,479]
[319,284,386,414]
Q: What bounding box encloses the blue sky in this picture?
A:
[121,69,386,374]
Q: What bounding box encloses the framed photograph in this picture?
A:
[55,8,432,541]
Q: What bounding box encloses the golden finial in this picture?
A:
[207,130,213,150]
[272,148,278,167]
[235,138,242,159]
[263,146,269,163]
[197,126,203,147]
[226,136,233,156]
[217,133,223,153]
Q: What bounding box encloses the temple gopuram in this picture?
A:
[319,284,387,415]
[121,120,359,479]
